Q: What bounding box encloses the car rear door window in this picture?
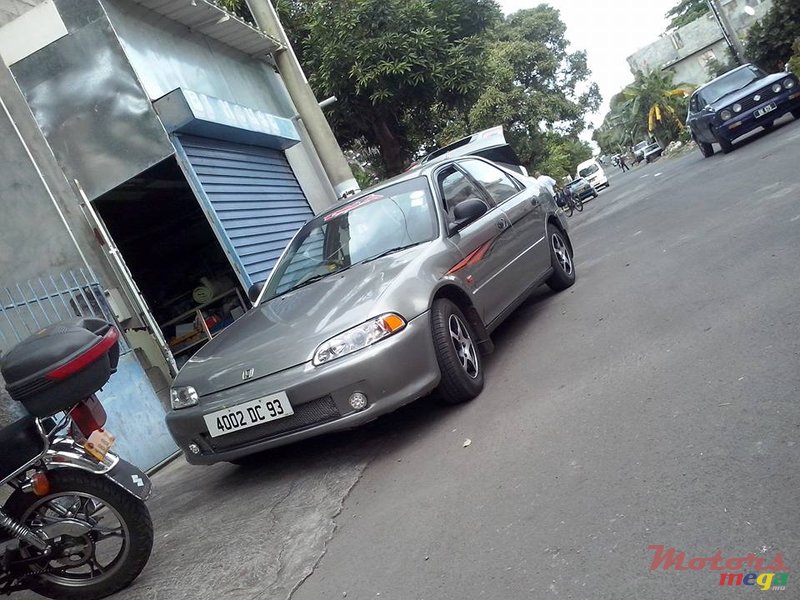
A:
[459,159,521,204]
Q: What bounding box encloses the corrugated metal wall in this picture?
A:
[175,134,314,286]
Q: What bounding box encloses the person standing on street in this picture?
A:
[618,154,630,172]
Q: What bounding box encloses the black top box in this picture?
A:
[0,318,120,418]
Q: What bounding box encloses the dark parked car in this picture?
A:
[565,177,597,201]
[166,156,576,465]
[687,64,800,156]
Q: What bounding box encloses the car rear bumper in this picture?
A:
[165,311,441,464]
[716,89,800,141]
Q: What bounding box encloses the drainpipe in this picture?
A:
[245,0,360,199]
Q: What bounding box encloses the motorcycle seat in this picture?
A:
[0,416,46,481]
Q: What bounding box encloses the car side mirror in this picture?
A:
[448,198,489,235]
[247,281,265,305]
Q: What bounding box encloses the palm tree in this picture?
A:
[619,70,694,146]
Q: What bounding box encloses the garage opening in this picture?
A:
[94,157,248,368]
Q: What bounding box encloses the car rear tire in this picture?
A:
[431,299,484,405]
[546,226,575,292]
[716,134,733,154]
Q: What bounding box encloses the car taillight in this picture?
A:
[45,327,118,381]
[70,396,108,437]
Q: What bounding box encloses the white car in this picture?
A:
[576,159,609,190]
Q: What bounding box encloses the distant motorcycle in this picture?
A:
[0,318,153,599]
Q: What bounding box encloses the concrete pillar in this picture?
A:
[245,0,360,199]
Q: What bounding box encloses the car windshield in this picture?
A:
[566,180,585,190]
[579,164,599,177]
[700,66,765,104]
[261,177,437,301]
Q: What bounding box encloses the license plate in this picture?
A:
[84,428,116,461]
[203,392,293,438]
[754,103,777,118]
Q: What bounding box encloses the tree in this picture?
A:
[666,0,709,32]
[596,70,692,153]
[456,6,601,172]
[744,0,800,71]
[276,0,502,175]
[227,1,599,178]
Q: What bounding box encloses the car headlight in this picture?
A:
[732,103,742,113]
[784,78,796,89]
[720,109,732,121]
[171,386,199,409]
[313,313,407,366]
[772,82,782,93]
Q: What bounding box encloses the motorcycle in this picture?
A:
[0,318,153,599]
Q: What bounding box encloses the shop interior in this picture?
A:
[94,157,248,367]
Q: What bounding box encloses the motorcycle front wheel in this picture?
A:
[5,469,153,600]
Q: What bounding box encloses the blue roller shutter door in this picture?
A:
[176,135,314,286]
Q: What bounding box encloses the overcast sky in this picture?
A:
[497,0,678,130]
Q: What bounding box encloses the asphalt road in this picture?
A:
[93,116,799,600]
[288,117,800,599]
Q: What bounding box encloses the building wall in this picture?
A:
[103,0,336,213]
[627,0,773,86]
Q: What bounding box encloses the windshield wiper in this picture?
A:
[358,241,426,265]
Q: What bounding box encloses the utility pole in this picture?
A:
[245,0,359,199]
[706,0,747,65]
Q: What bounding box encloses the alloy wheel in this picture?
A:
[448,314,479,379]
[551,232,573,276]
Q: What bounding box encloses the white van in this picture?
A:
[576,159,609,190]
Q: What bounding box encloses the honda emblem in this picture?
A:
[242,368,255,380]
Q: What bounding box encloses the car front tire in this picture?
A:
[431,299,484,404]
[716,134,733,154]
[546,226,576,292]
[697,139,714,157]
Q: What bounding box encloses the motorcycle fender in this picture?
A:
[106,458,152,501]
[45,440,151,501]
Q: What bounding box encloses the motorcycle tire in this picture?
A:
[4,469,153,600]
[575,197,584,212]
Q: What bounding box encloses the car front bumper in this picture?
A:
[716,89,800,141]
[165,311,441,464]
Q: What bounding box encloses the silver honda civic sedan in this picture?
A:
[166,156,575,465]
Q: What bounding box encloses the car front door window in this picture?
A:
[459,159,521,204]
[438,166,493,222]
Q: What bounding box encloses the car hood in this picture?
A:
[709,73,786,108]
[173,248,426,396]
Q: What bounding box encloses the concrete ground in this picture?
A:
[36,114,799,600]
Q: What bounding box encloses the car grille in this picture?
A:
[202,395,341,452]
[731,86,778,113]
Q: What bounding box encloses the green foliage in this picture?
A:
[226,1,599,179]
[744,0,800,71]
[594,70,692,155]
[665,0,709,32]
[788,39,800,76]
[461,6,601,171]
[534,133,593,180]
